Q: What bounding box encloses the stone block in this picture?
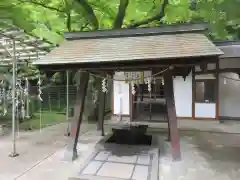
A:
[137,155,151,165]
[82,161,103,175]
[97,162,134,179]
[132,165,149,180]
[107,155,137,163]
[94,151,109,161]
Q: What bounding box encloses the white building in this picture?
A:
[111,41,240,121]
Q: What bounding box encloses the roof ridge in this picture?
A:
[214,40,240,46]
[64,23,208,40]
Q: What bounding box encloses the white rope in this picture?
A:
[102,78,107,92]
[86,67,170,82]
[24,78,30,118]
[37,75,42,133]
[113,68,170,121]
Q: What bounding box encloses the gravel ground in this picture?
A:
[158,131,240,180]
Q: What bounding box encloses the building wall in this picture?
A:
[195,74,216,118]
[113,71,152,115]
[219,58,240,119]
[174,73,216,119]
[113,71,193,118]
[112,58,240,120]
[113,72,130,115]
[173,73,192,117]
[112,71,216,119]
[219,58,240,69]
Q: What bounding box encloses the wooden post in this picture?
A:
[192,67,196,120]
[98,86,106,136]
[163,70,181,161]
[64,71,89,161]
[96,91,102,130]
[97,72,107,136]
[215,58,221,123]
[165,102,171,142]
[167,117,171,141]
[163,95,170,141]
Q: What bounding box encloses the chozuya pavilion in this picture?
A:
[33,23,223,161]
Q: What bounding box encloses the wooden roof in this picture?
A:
[32,23,223,71]
[34,33,222,65]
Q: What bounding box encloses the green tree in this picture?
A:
[1,0,239,84]
[1,0,239,120]
[1,0,239,42]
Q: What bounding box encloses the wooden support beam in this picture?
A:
[163,70,181,161]
[64,71,89,161]
[216,59,221,123]
[95,80,102,131]
[166,108,171,142]
[98,75,107,136]
[192,67,195,120]
[162,98,171,141]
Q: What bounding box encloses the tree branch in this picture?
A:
[19,0,65,13]
[75,0,99,30]
[113,0,129,29]
[190,0,197,11]
[127,0,168,28]
[67,12,72,32]
[80,23,90,31]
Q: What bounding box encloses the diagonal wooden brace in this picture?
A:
[64,71,89,161]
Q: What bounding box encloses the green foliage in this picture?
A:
[17,63,41,80]
[1,0,239,43]
[1,0,239,122]
[163,0,193,23]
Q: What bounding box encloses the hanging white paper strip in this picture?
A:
[131,82,136,95]
[102,78,107,92]
[147,78,151,92]
[37,76,43,101]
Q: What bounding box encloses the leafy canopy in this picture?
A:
[0,0,239,45]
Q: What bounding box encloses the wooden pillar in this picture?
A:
[166,112,171,142]
[163,100,171,141]
[96,86,102,130]
[163,70,181,161]
[129,85,133,121]
[98,78,106,136]
[216,58,221,123]
[192,67,196,120]
[64,71,89,161]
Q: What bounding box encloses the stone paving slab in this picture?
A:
[70,142,159,180]
[3,122,240,180]
[97,162,134,179]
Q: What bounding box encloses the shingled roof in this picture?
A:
[33,23,223,67]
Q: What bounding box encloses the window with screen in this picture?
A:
[195,79,216,103]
